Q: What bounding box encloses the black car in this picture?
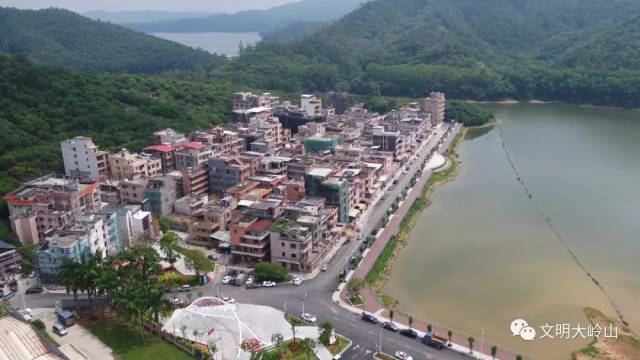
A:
[361,313,379,324]
[400,328,418,339]
[207,255,218,261]
[382,321,398,332]
[25,287,44,294]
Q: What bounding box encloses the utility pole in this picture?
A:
[481,327,485,355]
[302,292,307,315]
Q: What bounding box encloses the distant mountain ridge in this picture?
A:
[84,10,211,24]
[0,7,226,73]
[124,0,369,34]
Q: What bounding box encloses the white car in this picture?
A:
[394,351,413,360]
[245,277,254,285]
[171,298,183,305]
[292,277,302,286]
[222,276,233,284]
[262,281,277,287]
[18,309,32,321]
[301,313,317,324]
[222,296,236,304]
[321,264,329,272]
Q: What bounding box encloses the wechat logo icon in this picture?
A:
[511,319,536,341]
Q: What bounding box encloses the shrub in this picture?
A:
[32,319,45,330]
[254,262,289,282]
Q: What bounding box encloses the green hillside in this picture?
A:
[0,7,225,73]
[214,0,640,107]
[0,55,234,224]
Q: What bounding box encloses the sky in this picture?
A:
[0,0,300,13]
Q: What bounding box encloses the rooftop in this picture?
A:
[306,167,333,178]
[144,144,174,153]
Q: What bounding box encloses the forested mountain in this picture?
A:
[125,0,368,34]
[0,7,226,73]
[261,22,328,42]
[213,0,640,107]
[0,55,234,220]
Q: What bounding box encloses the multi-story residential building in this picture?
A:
[174,195,209,216]
[232,92,278,110]
[99,206,133,255]
[4,175,101,244]
[144,175,178,216]
[372,126,405,155]
[0,240,21,277]
[301,94,323,117]
[188,199,234,247]
[99,180,121,206]
[109,149,162,180]
[423,92,446,124]
[303,136,338,153]
[118,179,149,205]
[127,205,155,244]
[230,217,272,266]
[304,168,350,224]
[179,167,210,197]
[143,144,176,174]
[270,218,313,272]
[174,141,214,170]
[208,156,252,193]
[37,229,92,283]
[61,136,108,182]
[74,214,107,258]
[153,128,187,147]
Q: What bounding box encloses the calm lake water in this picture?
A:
[151,32,262,57]
[384,103,640,359]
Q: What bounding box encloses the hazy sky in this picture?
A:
[0,0,300,13]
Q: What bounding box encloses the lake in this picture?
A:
[151,32,262,57]
[384,103,640,359]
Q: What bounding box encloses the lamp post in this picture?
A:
[302,292,308,315]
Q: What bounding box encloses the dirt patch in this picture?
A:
[573,307,640,360]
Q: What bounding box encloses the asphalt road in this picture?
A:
[14,123,470,360]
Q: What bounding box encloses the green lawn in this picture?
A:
[90,321,193,360]
[327,335,351,355]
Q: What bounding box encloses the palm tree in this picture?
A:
[516,355,523,360]
[468,336,475,354]
[427,324,432,334]
[389,310,394,323]
[160,233,180,269]
[408,315,414,330]
[59,260,83,313]
[304,338,315,360]
[447,330,453,346]
[291,320,297,344]
[491,345,498,359]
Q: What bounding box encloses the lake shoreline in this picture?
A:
[466,99,640,112]
[370,128,466,303]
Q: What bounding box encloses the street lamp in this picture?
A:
[302,292,308,315]
[283,301,287,315]
[378,324,383,354]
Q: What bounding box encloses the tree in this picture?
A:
[158,215,171,232]
[346,277,365,300]
[159,232,180,268]
[408,315,414,330]
[304,338,316,360]
[319,321,334,346]
[447,330,453,346]
[291,319,297,344]
[468,336,475,354]
[254,262,289,282]
[491,345,498,359]
[59,260,83,313]
[516,355,523,360]
[389,310,394,323]
[271,333,284,352]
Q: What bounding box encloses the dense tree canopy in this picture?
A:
[0,7,226,73]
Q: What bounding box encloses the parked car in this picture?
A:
[361,313,379,324]
[171,298,183,306]
[234,273,247,286]
[179,284,191,292]
[52,323,68,336]
[382,321,398,332]
[394,351,413,360]
[56,310,76,327]
[222,296,236,304]
[222,276,233,284]
[320,264,329,272]
[422,335,446,350]
[18,309,32,321]
[262,281,277,287]
[245,282,262,289]
[245,277,254,285]
[25,286,44,294]
[292,277,303,286]
[301,313,317,324]
[399,328,418,339]
[207,254,218,261]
